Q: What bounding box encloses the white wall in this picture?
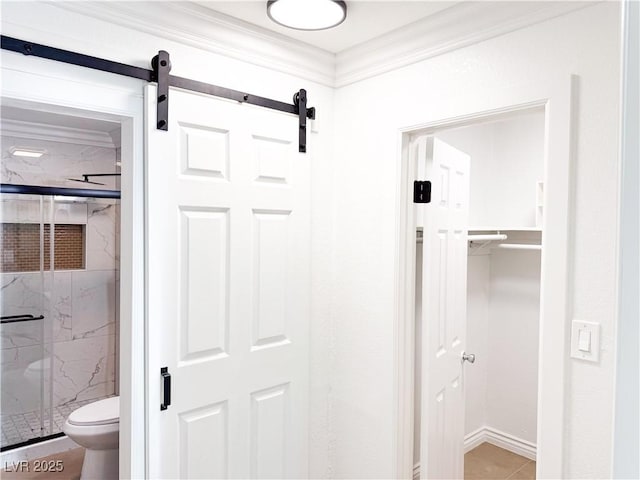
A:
[331,3,620,478]
[438,110,545,229]
[486,250,541,445]
[1,2,336,477]
[613,0,640,477]
[465,249,541,447]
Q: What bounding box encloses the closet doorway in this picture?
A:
[414,108,544,480]
[395,79,574,480]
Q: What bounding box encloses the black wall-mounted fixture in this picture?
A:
[67,173,122,186]
[1,35,316,153]
[413,181,432,204]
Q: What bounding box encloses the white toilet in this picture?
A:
[63,396,119,480]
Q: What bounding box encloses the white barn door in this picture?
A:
[146,86,310,479]
[419,137,470,479]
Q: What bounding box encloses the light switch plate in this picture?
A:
[571,320,600,362]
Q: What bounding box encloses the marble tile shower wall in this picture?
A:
[1,135,119,418]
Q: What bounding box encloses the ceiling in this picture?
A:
[1,105,121,149]
[2,106,120,134]
[195,1,460,53]
[51,1,589,87]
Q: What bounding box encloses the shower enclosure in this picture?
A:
[1,185,120,451]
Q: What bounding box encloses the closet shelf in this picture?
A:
[468,226,542,232]
[468,234,507,242]
[467,228,542,253]
[492,243,542,251]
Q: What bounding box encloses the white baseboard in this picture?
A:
[412,427,536,478]
[464,427,488,453]
[464,426,537,461]
[1,435,78,465]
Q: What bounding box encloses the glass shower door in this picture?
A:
[1,192,54,450]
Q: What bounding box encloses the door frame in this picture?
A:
[0,52,146,478]
[394,76,575,479]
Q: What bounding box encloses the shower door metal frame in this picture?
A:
[0,184,120,199]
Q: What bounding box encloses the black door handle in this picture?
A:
[1,314,45,324]
[160,367,171,411]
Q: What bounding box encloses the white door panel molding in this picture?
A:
[146,86,311,478]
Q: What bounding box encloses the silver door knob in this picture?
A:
[462,352,476,364]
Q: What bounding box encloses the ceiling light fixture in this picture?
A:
[9,146,47,158]
[267,0,347,31]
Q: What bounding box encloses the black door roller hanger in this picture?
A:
[1,35,316,153]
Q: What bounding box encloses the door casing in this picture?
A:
[394,76,575,479]
[0,52,146,478]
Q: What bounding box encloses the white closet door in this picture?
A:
[146,86,310,479]
[419,137,470,479]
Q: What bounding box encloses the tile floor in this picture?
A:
[465,442,536,480]
[1,396,112,449]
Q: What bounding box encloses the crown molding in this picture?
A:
[38,1,595,90]
[53,1,336,87]
[2,119,117,149]
[334,2,595,87]
[108,128,121,151]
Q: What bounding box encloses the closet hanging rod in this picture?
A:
[468,234,508,242]
[492,243,542,251]
[0,35,316,153]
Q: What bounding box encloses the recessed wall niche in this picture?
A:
[1,223,86,272]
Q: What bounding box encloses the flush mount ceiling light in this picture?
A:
[267,0,347,31]
[9,146,47,158]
